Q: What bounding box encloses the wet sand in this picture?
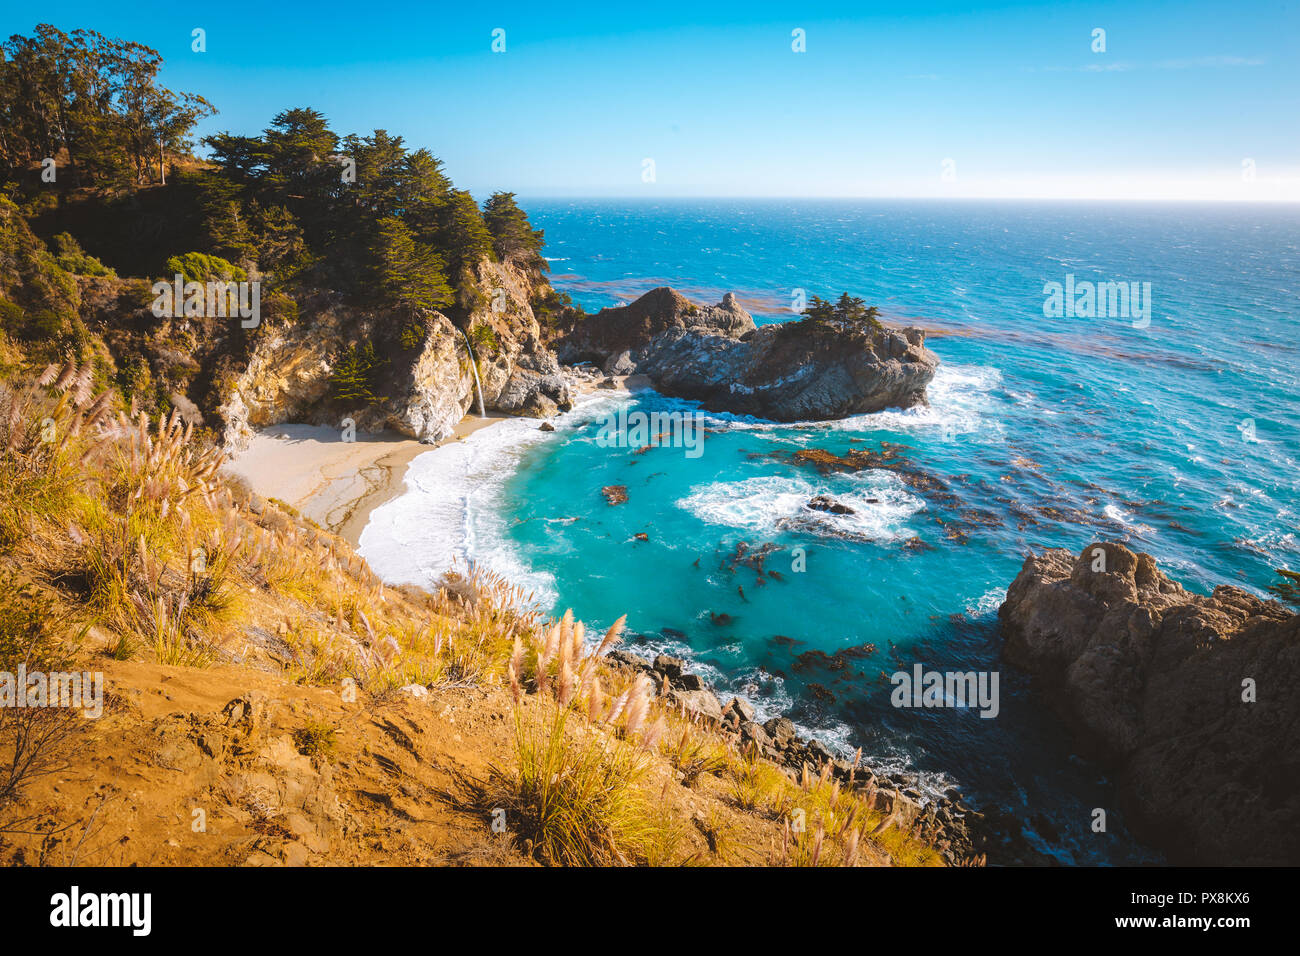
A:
[225,415,507,546]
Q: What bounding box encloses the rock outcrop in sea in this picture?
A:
[557,287,939,421]
[999,541,1300,865]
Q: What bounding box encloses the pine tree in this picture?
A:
[251,203,306,275]
[802,293,883,332]
[331,341,381,403]
[482,191,544,265]
[0,25,213,187]
[437,189,492,274]
[371,217,453,312]
[340,129,406,219]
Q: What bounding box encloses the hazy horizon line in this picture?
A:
[509,193,1300,204]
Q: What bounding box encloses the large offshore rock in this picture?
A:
[557,287,938,421]
[999,541,1300,864]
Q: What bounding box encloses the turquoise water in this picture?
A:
[364,200,1300,864]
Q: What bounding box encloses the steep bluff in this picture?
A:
[50,242,574,451]
[216,260,572,449]
[217,258,574,449]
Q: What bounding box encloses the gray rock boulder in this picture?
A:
[763,716,796,746]
[667,687,724,725]
[491,367,573,418]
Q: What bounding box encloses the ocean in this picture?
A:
[359,199,1300,864]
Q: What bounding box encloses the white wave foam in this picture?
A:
[676,471,924,541]
[1102,503,1131,525]
[855,362,1002,435]
[1102,502,1155,535]
[1242,528,1300,559]
[965,587,1005,617]
[559,364,1003,450]
[709,362,1002,440]
[358,417,557,605]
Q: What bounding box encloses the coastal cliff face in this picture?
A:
[557,287,939,421]
[28,193,575,452]
[214,260,571,450]
[465,259,574,419]
[219,296,473,449]
[999,542,1300,865]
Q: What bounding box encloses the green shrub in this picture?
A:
[331,341,383,404]
[468,323,498,356]
[50,233,115,278]
[162,252,247,284]
[117,356,153,402]
[399,322,425,350]
[294,718,337,759]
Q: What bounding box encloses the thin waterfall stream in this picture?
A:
[458,326,487,417]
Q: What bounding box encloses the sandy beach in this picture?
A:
[224,374,643,547]
[225,415,506,546]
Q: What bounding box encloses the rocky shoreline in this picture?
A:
[601,647,1016,866]
[220,276,1299,868]
[213,280,934,455]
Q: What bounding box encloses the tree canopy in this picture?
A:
[0,24,214,187]
[371,217,453,312]
[802,293,883,332]
[483,192,545,268]
[0,24,549,320]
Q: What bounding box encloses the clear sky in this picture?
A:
[5,1,1298,200]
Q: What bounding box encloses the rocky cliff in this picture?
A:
[219,259,576,449]
[463,259,574,420]
[999,542,1300,864]
[217,295,472,449]
[557,287,939,421]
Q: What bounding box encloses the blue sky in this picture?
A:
[5,1,1298,199]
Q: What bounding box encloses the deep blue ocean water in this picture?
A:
[361,199,1300,864]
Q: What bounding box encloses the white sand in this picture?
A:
[224,373,646,547]
[225,416,506,546]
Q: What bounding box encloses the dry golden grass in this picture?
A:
[474,609,684,865]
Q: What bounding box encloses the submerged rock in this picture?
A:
[557,286,938,421]
[999,541,1300,865]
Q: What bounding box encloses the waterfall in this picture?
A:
[458,327,487,418]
